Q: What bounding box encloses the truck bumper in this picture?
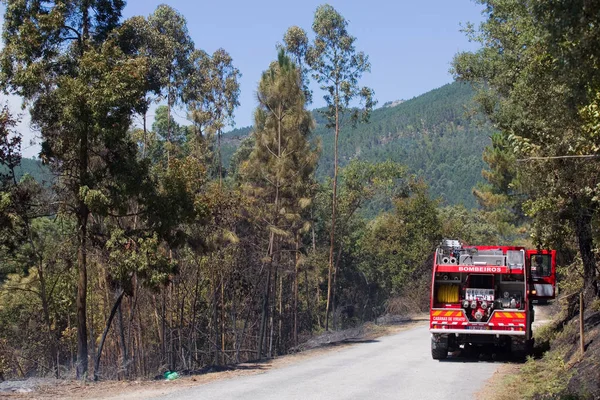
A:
[430,329,526,336]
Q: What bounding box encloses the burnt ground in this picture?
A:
[563,310,600,399]
[0,316,427,399]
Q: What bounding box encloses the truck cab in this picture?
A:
[526,249,557,303]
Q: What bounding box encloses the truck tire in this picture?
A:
[431,338,448,360]
[510,338,530,361]
[431,346,448,360]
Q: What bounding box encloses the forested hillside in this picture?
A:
[315,82,490,208]
[224,82,491,208]
[0,158,51,183]
[14,158,51,184]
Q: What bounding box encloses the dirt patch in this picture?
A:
[0,316,427,400]
[477,364,522,400]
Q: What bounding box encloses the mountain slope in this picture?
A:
[1,158,53,185]
[314,82,490,208]
[225,82,492,208]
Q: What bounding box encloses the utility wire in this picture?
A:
[517,154,600,162]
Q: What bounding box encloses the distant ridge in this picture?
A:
[223,81,492,208]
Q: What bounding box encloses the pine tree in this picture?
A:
[242,50,318,358]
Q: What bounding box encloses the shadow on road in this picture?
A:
[438,349,527,364]
[324,339,380,346]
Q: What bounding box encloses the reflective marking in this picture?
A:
[445,311,454,317]
[503,312,513,318]
[433,311,442,316]
[516,313,525,318]
[499,323,505,326]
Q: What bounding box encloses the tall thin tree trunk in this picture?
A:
[161,290,166,367]
[325,102,340,331]
[218,127,223,187]
[294,238,299,346]
[257,256,272,360]
[117,302,128,378]
[166,83,171,163]
[269,264,277,358]
[94,290,125,381]
[76,124,89,379]
[212,271,219,365]
[575,209,599,298]
[221,276,225,365]
[331,246,343,330]
[277,271,283,355]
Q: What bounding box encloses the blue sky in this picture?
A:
[2,0,485,158]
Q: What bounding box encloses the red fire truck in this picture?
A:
[429,239,556,360]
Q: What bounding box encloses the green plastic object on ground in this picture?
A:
[164,371,179,381]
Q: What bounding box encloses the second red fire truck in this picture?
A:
[430,239,556,360]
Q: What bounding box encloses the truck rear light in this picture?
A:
[462,300,470,308]
[481,301,488,310]
[470,301,477,309]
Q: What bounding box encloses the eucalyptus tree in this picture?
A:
[185,49,241,184]
[306,4,375,330]
[145,5,194,160]
[0,0,149,378]
[209,49,241,185]
[184,49,213,138]
[242,51,318,358]
[281,26,312,104]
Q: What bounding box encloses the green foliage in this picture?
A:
[242,50,318,242]
[359,181,440,297]
[10,159,52,185]
[106,230,175,290]
[1,0,563,383]
[0,217,77,377]
[281,26,312,104]
[438,204,520,245]
[453,0,600,296]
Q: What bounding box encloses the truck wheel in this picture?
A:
[510,338,529,361]
[431,338,448,360]
[432,345,448,360]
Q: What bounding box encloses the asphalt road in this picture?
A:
[154,324,504,400]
